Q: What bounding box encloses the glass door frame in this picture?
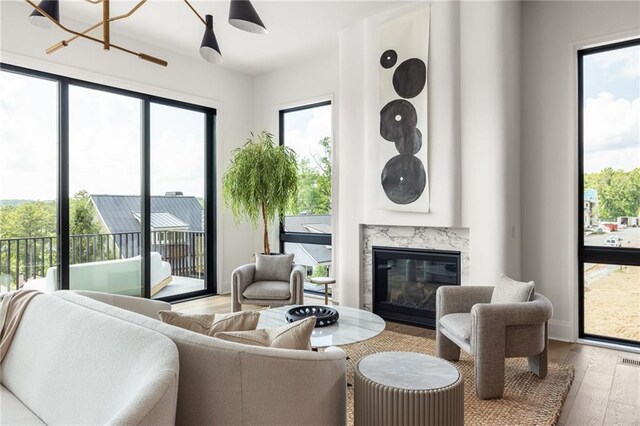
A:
[0,63,217,302]
[577,38,640,347]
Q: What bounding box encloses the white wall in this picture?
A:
[460,0,522,284]
[521,0,640,341]
[0,0,255,294]
[337,1,522,308]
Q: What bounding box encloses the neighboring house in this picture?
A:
[284,214,332,275]
[584,188,599,228]
[89,195,204,276]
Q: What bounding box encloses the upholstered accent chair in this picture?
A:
[436,285,553,399]
[231,254,306,312]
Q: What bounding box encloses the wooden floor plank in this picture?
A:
[609,363,640,407]
[564,370,614,426]
[603,400,640,426]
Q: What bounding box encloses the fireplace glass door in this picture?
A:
[373,247,460,328]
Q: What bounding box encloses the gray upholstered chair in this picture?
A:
[231,254,306,312]
[436,285,553,399]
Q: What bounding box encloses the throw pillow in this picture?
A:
[214,316,316,350]
[158,310,260,336]
[254,253,294,282]
[491,273,535,304]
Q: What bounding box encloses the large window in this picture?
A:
[0,63,215,302]
[279,101,333,296]
[578,39,640,346]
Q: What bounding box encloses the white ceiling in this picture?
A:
[49,0,411,75]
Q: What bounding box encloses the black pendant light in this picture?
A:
[28,0,60,28]
[200,15,223,65]
[228,0,267,34]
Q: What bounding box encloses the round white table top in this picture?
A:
[258,305,385,348]
[309,277,336,285]
[357,352,460,390]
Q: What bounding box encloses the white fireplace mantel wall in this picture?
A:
[337,1,522,309]
[361,225,470,311]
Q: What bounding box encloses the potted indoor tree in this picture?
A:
[222,131,298,255]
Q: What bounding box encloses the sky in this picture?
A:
[0,70,205,201]
[583,44,639,174]
[283,103,332,171]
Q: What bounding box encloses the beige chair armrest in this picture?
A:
[436,286,494,320]
[232,263,256,296]
[290,264,306,303]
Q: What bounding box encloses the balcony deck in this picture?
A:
[153,276,204,299]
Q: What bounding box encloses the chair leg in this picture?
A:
[528,322,548,378]
[436,330,461,361]
[475,354,505,399]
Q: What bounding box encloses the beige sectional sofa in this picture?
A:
[55,290,348,426]
[1,293,179,425]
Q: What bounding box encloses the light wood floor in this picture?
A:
[174,295,640,426]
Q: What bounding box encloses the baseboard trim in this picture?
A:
[549,319,574,342]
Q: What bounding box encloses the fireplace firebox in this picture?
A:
[372,246,461,328]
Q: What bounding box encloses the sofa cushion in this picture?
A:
[243,281,291,300]
[158,310,260,336]
[1,385,46,425]
[491,273,535,304]
[215,316,316,350]
[439,313,472,340]
[254,253,294,282]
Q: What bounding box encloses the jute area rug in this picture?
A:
[339,331,574,426]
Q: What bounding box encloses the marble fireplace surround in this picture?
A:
[361,225,470,311]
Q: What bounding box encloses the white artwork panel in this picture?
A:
[378,6,430,212]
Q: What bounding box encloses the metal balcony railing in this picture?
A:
[0,230,205,293]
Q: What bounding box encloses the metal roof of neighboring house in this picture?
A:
[91,195,203,234]
[284,214,331,233]
[132,212,189,230]
[284,214,332,266]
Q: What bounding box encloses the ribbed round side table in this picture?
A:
[354,352,464,426]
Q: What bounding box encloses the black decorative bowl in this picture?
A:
[285,306,339,327]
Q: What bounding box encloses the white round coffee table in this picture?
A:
[257,305,385,348]
[354,352,464,426]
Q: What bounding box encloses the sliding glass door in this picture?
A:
[0,63,216,301]
[0,71,59,293]
[150,103,207,299]
[578,39,640,346]
[68,85,143,296]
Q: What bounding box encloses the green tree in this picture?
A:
[289,137,332,215]
[70,190,101,236]
[584,168,640,221]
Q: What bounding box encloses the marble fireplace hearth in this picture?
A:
[361,225,470,312]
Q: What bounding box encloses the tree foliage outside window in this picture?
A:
[288,136,332,215]
[584,168,640,220]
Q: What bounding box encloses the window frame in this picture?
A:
[278,101,333,291]
[0,62,217,302]
[577,38,640,347]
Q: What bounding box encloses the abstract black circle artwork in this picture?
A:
[381,155,426,204]
[378,6,430,211]
[380,99,417,142]
[392,58,426,99]
[380,49,398,69]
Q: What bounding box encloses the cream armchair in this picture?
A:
[231,260,306,312]
[436,286,553,399]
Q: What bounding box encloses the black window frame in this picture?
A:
[577,38,640,348]
[278,101,333,291]
[0,62,217,303]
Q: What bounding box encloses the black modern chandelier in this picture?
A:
[25,0,268,66]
